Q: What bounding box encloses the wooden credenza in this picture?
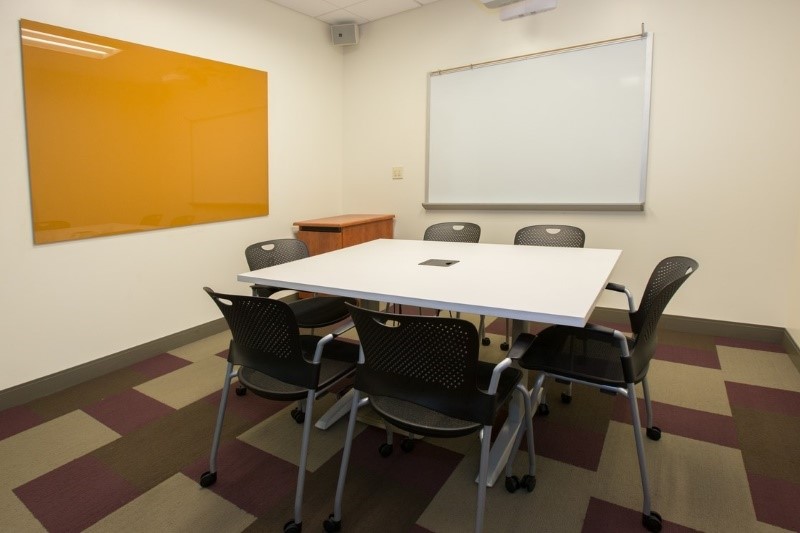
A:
[294,214,395,256]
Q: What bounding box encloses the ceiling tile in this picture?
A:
[317,9,369,24]
[268,0,436,24]
[269,0,339,17]
[345,0,421,21]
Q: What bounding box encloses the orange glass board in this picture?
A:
[20,20,269,244]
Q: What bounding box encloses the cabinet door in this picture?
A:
[297,230,343,255]
[341,219,394,248]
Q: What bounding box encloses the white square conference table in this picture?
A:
[238,238,622,485]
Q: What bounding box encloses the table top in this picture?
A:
[238,239,621,327]
[293,214,395,228]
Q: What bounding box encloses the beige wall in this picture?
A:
[341,0,800,329]
[3,0,800,393]
[0,0,345,391]
[789,218,800,345]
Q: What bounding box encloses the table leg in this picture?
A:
[315,389,356,430]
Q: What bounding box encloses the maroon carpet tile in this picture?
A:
[582,497,700,533]
[531,417,607,471]
[726,381,800,418]
[348,426,465,500]
[128,352,192,379]
[13,454,141,533]
[611,397,739,449]
[484,318,504,336]
[200,386,288,423]
[747,471,800,532]
[0,404,44,440]
[182,439,298,517]
[24,368,147,422]
[82,388,175,436]
[654,343,721,369]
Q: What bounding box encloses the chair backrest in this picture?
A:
[423,222,481,243]
[629,256,699,362]
[245,238,309,271]
[514,225,585,248]
[204,287,320,389]
[346,303,498,425]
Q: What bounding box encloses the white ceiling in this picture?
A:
[268,0,440,25]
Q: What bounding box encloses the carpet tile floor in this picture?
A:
[2,314,800,532]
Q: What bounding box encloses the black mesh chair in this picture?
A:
[423,221,481,242]
[245,238,354,329]
[421,222,490,346]
[502,224,586,406]
[200,288,360,533]
[242,239,355,399]
[502,224,586,350]
[324,304,535,533]
[245,238,315,298]
[509,256,698,533]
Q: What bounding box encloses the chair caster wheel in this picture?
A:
[199,471,217,487]
[378,443,393,457]
[400,438,415,452]
[520,474,536,492]
[323,515,342,532]
[537,403,550,416]
[481,337,491,346]
[235,386,247,396]
[646,426,662,441]
[505,475,520,493]
[291,408,305,424]
[500,342,509,351]
[284,519,302,533]
[642,511,662,532]
[560,392,572,404]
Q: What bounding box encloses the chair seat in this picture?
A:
[289,296,356,328]
[370,396,482,437]
[517,325,641,388]
[238,337,358,401]
[370,362,522,438]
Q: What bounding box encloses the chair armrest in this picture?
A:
[507,332,536,360]
[310,320,357,363]
[605,282,626,293]
[583,323,634,382]
[604,282,636,313]
[487,358,513,395]
[583,322,617,336]
[581,323,631,353]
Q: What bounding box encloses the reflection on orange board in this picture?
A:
[20,20,269,244]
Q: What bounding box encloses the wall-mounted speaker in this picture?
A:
[330,24,359,46]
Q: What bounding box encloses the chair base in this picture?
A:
[642,511,662,532]
[505,474,536,493]
[323,515,342,532]
[199,471,217,487]
[284,520,302,533]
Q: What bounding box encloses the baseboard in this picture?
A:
[2,310,798,411]
[0,318,228,411]
[591,307,787,344]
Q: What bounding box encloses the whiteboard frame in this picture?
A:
[424,33,653,212]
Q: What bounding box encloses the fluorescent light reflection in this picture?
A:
[21,28,120,59]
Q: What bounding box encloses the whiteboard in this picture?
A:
[425,35,652,211]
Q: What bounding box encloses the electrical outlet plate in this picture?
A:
[392,166,403,179]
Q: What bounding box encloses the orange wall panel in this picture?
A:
[20,20,269,244]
